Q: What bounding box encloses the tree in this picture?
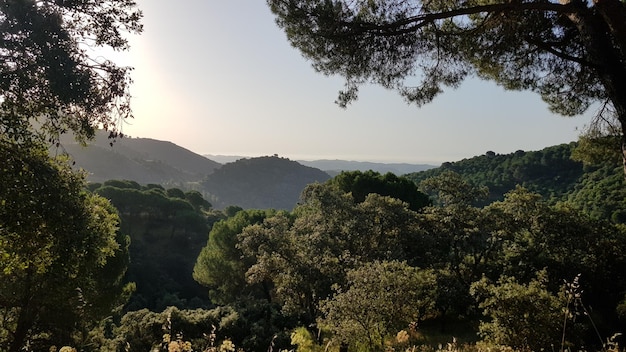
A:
[419,170,488,206]
[267,0,626,170]
[486,187,626,330]
[193,209,278,305]
[94,182,214,311]
[327,170,431,211]
[185,190,212,212]
[0,0,142,144]
[238,183,422,327]
[319,261,438,351]
[470,271,568,351]
[0,1,141,349]
[0,140,129,351]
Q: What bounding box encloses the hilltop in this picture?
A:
[205,154,437,175]
[57,133,331,210]
[58,131,220,185]
[202,155,331,210]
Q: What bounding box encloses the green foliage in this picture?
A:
[103,179,142,190]
[407,144,583,205]
[193,209,278,305]
[565,163,626,222]
[192,164,626,351]
[327,170,431,211]
[470,272,567,351]
[488,188,626,320]
[266,0,626,142]
[419,170,489,206]
[571,134,622,167]
[167,188,186,199]
[93,306,239,352]
[408,143,626,225]
[290,326,329,352]
[0,0,142,144]
[0,1,141,350]
[239,183,422,324]
[410,176,626,343]
[0,140,129,350]
[319,261,438,351]
[93,181,214,311]
[186,190,212,211]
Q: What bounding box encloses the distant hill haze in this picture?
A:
[58,133,449,210]
[56,133,331,210]
[54,134,623,221]
[57,131,220,184]
[202,156,331,210]
[204,154,437,175]
[297,159,436,176]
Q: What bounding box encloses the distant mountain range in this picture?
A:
[55,133,622,219]
[202,156,330,209]
[59,133,434,210]
[58,132,220,185]
[204,154,437,175]
[298,159,436,176]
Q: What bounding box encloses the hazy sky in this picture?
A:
[108,1,591,164]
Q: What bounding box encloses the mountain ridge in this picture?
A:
[204,154,437,175]
[58,131,220,185]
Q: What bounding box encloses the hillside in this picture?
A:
[201,155,331,210]
[406,143,583,204]
[405,143,626,222]
[205,154,437,175]
[57,131,221,185]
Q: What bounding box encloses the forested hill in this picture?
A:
[406,143,584,204]
[202,155,331,210]
[57,131,221,185]
[406,142,626,222]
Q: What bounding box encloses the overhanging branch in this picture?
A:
[336,1,580,36]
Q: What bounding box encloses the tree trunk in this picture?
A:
[10,286,34,352]
[595,0,626,176]
[565,0,626,175]
[10,314,30,352]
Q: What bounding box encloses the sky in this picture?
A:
[105,0,591,165]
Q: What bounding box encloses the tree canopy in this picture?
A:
[267,0,626,164]
[0,140,130,351]
[192,170,626,351]
[327,170,431,210]
[0,0,142,144]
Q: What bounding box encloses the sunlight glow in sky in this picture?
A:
[109,1,589,165]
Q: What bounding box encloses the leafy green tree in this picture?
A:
[419,170,489,206]
[94,182,214,311]
[415,173,626,334]
[167,188,187,199]
[565,152,626,223]
[103,179,142,190]
[0,140,129,351]
[267,0,626,166]
[470,271,569,351]
[239,183,422,327]
[0,2,141,349]
[319,261,437,351]
[95,306,240,352]
[327,170,430,210]
[486,187,626,330]
[185,190,212,212]
[0,0,142,144]
[193,209,278,305]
